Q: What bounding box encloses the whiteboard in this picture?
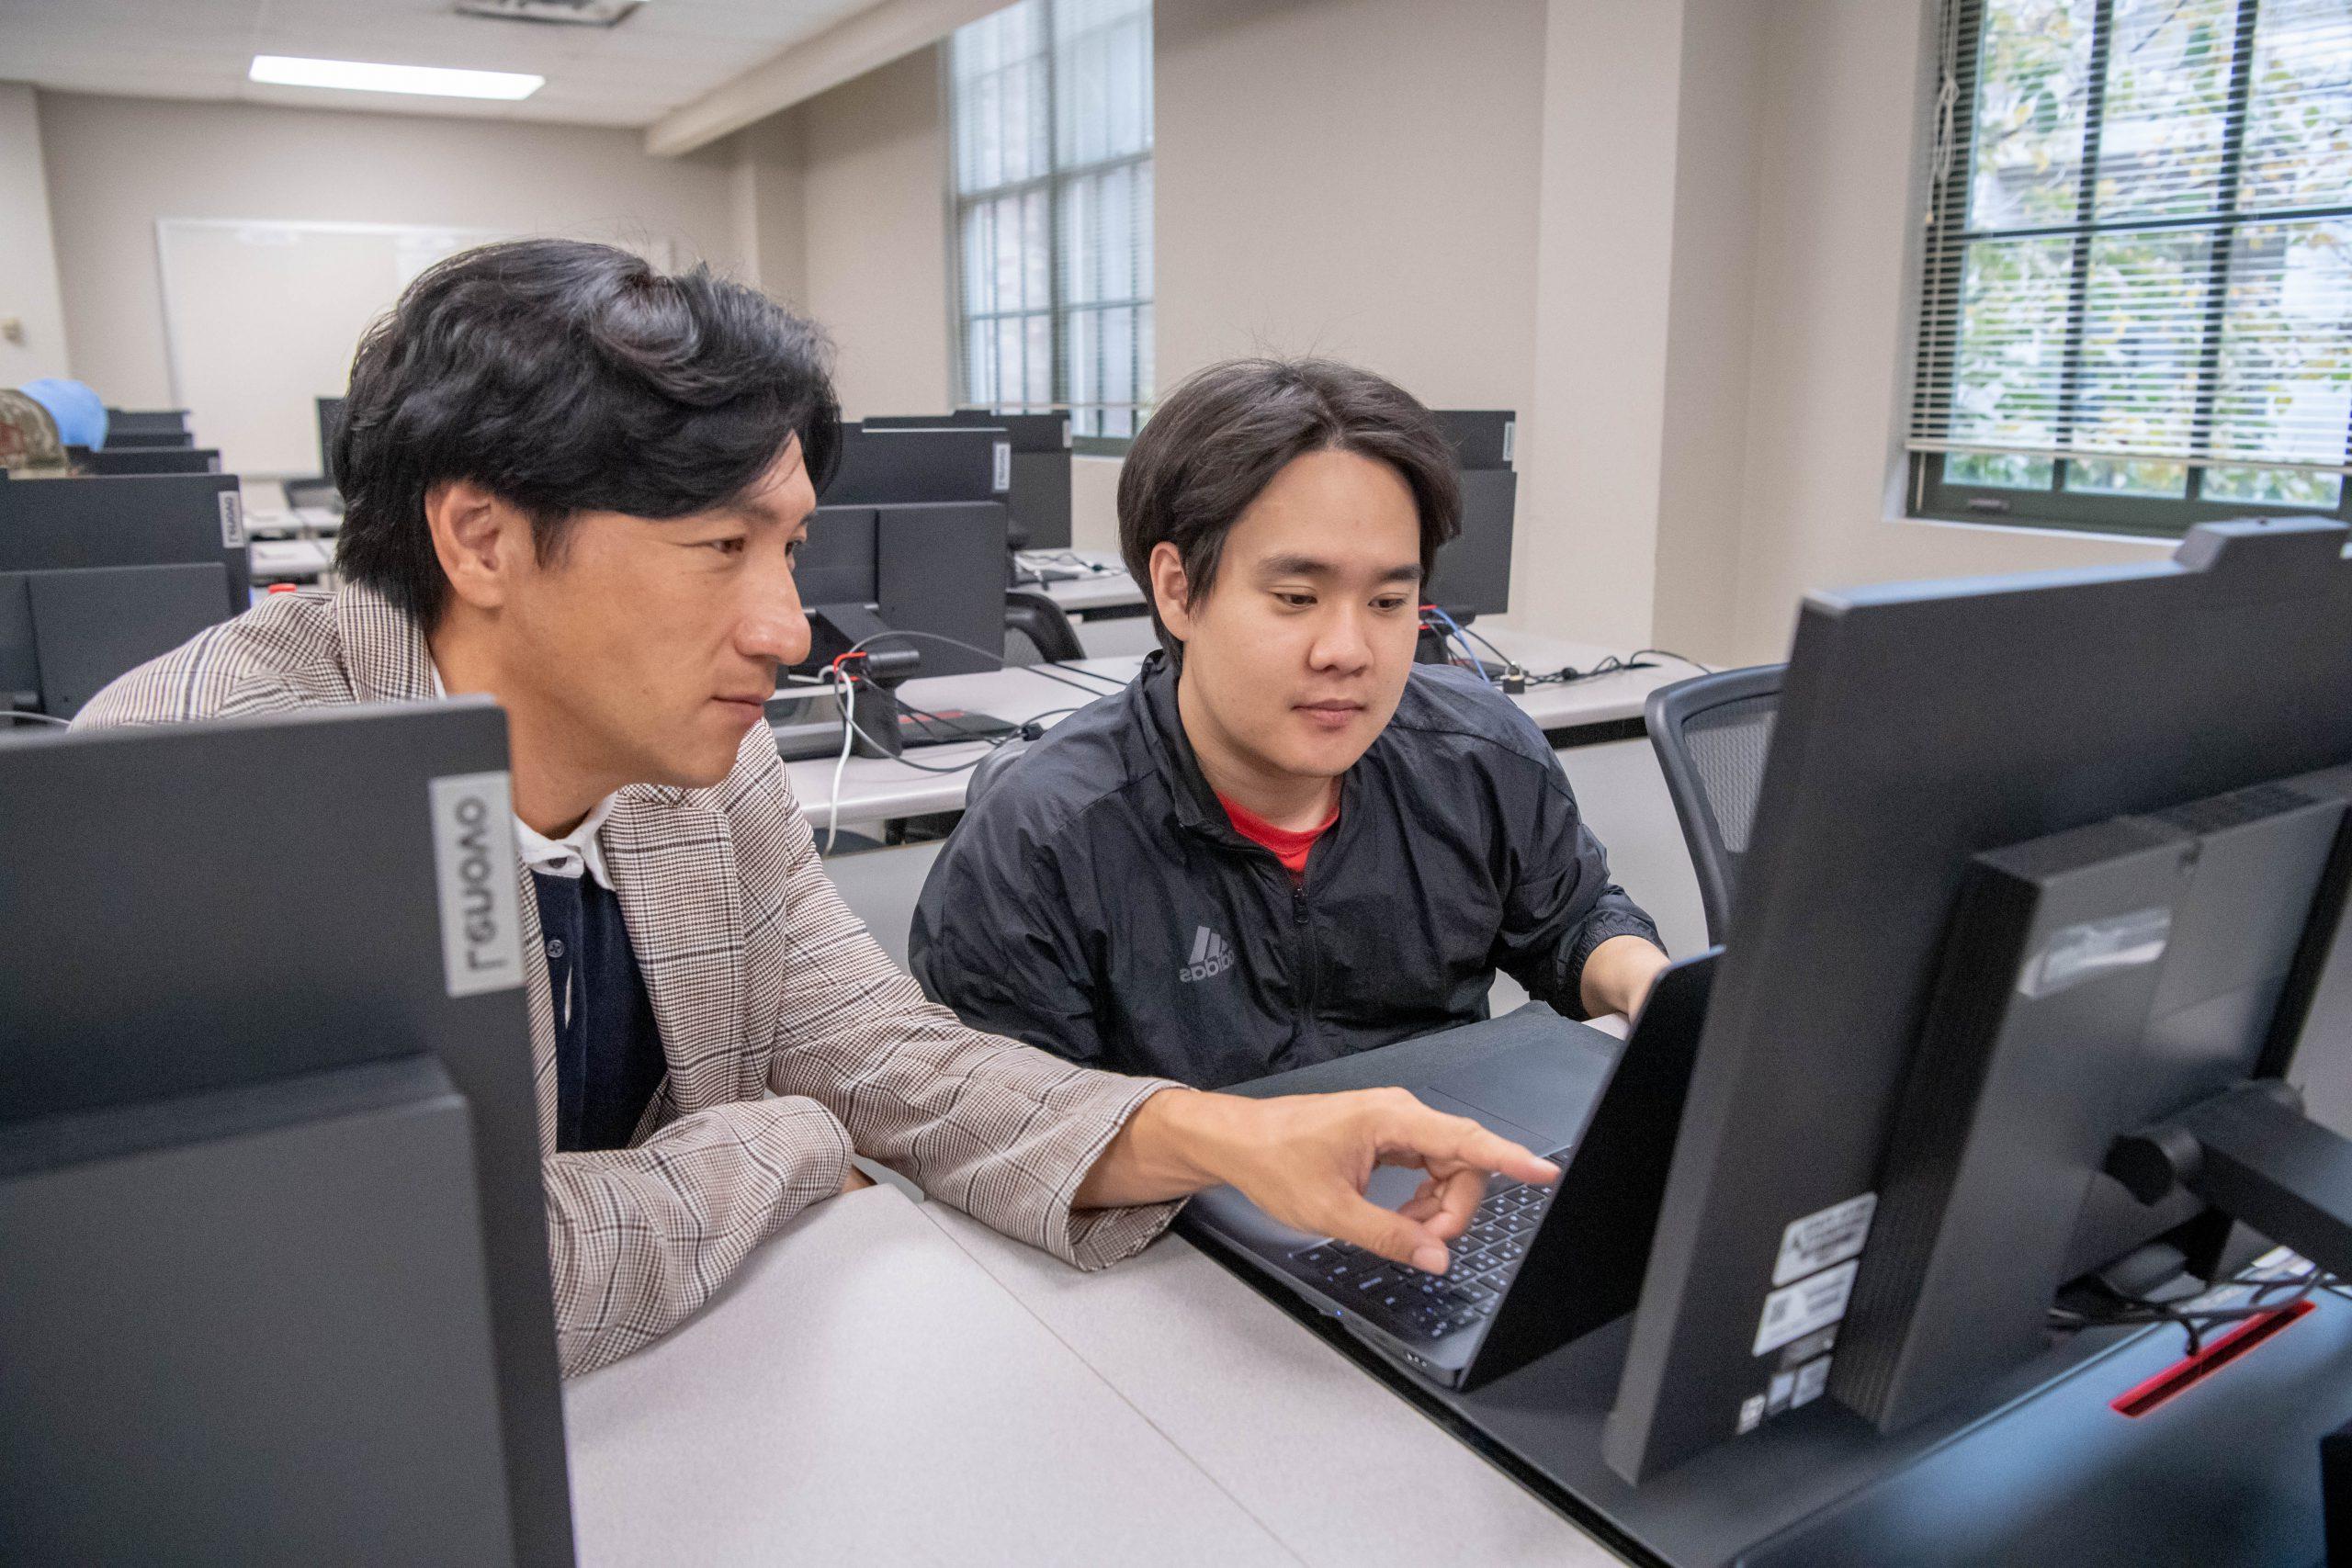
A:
[156,220,673,477]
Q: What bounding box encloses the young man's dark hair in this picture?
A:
[334,237,842,626]
[1116,356,1463,660]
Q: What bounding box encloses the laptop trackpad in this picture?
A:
[1421,1038,1615,1152]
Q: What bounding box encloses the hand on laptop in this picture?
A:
[1076,1086,1561,1274]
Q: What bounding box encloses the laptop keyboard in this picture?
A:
[1289,1166,1556,1344]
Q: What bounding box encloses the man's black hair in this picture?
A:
[1115,357,1462,662]
[334,238,842,626]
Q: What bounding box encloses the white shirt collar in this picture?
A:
[431,662,618,890]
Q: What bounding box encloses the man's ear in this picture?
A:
[425,479,520,614]
[1148,540,1196,642]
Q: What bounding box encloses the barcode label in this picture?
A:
[1754,1259,1859,1356]
[1773,1192,1877,1286]
[218,491,246,548]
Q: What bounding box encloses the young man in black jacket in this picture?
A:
[910,357,1668,1089]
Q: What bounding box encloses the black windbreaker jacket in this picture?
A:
[909,653,1662,1089]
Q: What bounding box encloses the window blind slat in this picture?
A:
[1912,0,2352,484]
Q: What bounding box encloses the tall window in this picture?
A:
[1909,0,2352,534]
[948,0,1154,451]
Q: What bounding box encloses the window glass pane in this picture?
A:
[1103,305,1136,419]
[2073,229,2212,459]
[2203,465,2345,503]
[1026,314,1055,409]
[1970,0,2099,228]
[2241,0,2352,210]
[2064,457,2189,494]
[2094,0,2237,221]
[1947,452,2059,487]
[1948,235,2077,451]
[967,319,994,407]
[2210,218,2352,467]
[1061,175,1097,306]
[953,0,1153,442]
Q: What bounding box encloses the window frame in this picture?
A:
[1907,0,2352,536]
[943,0,1154,458]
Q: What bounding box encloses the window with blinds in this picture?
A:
[1909,0,2352,533]
[948,0,1154,451]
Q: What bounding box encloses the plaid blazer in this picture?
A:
[77,583,1183,1375]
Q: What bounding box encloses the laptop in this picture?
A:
[1183,950,1716,1390]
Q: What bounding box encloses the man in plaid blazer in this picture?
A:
[78,240,1556,1377]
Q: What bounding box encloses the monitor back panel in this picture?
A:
[1603,520,2352,1480]
[875,500,1008,677]
[1429,468,1516,616]
[0,701,572,1562]
[18,561,235,716]
[824,425,1005,506]
[0,472,251,605]
[797,503,880,609]
[68,445,222,476]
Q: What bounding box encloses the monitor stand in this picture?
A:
[1189,1021,2352,1567]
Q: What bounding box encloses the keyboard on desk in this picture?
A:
[1289,1162,1558,1343]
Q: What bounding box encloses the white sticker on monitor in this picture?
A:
[992,440,1012,491]
[429,771,524,998]
[1754,1259,1860,1356]
[1061,417,1073,448]
[1791,1355,1832,1409]
[1772,1191,1878,1286]
[1736,1393,1766,1435]
[2017,907,2171,999]
[1500,419,1516,466]
[218,490,247,548]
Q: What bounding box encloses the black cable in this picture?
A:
[830,672,992,774]
[1629,649,1717,675]
[842,627,1129,697]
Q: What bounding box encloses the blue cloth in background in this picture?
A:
[20,378,107,449]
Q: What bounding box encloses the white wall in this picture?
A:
[0,83,73,384]
[1153,0,1546,411]
[37,91,741,410]
[797,48,952,419]
[1724,0,2169,665]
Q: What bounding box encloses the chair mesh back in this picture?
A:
[1004,627,1046,666]
[1680,695,1778,854]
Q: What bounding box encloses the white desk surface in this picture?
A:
[787,627,1700,829]
[1027,548,1148,613]
[566,1183,1622,1568]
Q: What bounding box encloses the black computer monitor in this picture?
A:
[0,701,572,1564]
[65,445,222,476]
[0,471,251,606]
[865,412,1074,549]
[99,429,197,450]
[317,395,346,486]
[822,423,1009,510]
[790,499,1008,682]
[0,561,236,718]
[102,407,190,440]
[1605,518,2352,1491]
[1423,409,1517,622]
[1436,409,1516,471]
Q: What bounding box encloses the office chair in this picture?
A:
[1003,589,1087,665]
[1643,663,1784,945]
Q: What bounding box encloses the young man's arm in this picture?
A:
[1492,751,1670,1021]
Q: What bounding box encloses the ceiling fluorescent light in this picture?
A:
[249,54,545,101]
